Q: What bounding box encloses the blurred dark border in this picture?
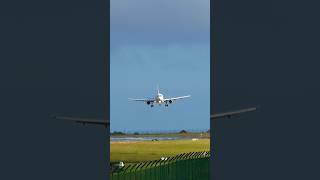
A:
[0,0,110,179]
[211,0,320,180]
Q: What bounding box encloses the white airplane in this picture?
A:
[128,86,191,107]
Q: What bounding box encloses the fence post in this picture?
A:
[189,152,195,180]
[148,160,156,180]
[119,164,130,180]
[140,161,150,180]
[135,162,143,180]
[130,163,138,180]
[166,156,174,180]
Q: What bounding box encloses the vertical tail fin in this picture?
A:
[156,84,160,94]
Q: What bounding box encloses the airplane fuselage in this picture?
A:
[155,93,164,104]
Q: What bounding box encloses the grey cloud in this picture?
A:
[111,0,210,45]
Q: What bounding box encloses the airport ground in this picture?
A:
[111,132,210,138]
[110,132,210,163]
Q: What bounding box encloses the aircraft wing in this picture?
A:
[164,95,191,101]
[211,107,257,119]
[128,98,155,102]
[55,116,109,127]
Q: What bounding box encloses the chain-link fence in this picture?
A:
[110,151,210,180]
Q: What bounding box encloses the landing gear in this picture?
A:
[151,104,154,107]
[165,104,168,107]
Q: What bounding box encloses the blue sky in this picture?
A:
[110,0,210,132]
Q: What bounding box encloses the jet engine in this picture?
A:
[169,100,173,104]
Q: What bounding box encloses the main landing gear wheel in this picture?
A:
[165,104,168,107]
[151,104,154,107]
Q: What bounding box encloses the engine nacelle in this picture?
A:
[169,100,173,104]
[146,101,151,105]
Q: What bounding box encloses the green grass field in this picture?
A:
[110,138,210,163]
